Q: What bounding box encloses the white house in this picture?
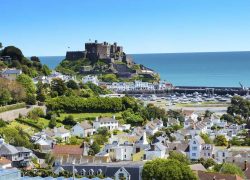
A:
[144,142,166,160]
[188,135,214,161]
[43,126,71,142]
[0,68,22,80]
[145,119,164,135]
[93,116,119,131]
[71,121,94,138]
[82,75,99,85]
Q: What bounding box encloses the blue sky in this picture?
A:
[1,0,250,56]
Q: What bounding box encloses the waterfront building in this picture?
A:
[82,75,99,85]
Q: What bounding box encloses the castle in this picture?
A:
[66,40,132,65]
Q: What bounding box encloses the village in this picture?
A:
[0,66,250,180]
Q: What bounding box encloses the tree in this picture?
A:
[0,88,12,105]
[220,114,234,123]
[101,74,118,82]
[199,158,216,169]
[0,119,8,127]
[97,127,109,136]
[26,93,36,105]
[88,141,100,155]
[168,151,190,165]
[66,80,79,90]
[28,107,45,120]
[214,135,228,146]
[204,110,213,118]
[1,46,24,60]
[51,78,67,96]
[42,65,51,76]
[16,74,36,94]
[122,109,144,126]
[30,56,40,62]
[62,115,76,126]
[48,118,57,129]
[0,42,2,49]
[200,133,212,144]
[219,163,245,178]
[142,159,197,180]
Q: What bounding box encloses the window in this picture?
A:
[192,153,196,157]
[81,169,86,176]
[222,152,225,157]
[193,141,196,144]
[192,147,197,151]
[89,169,94,176]
[208,153,210,156]
[124,155,126,158]
[97,169,102,175]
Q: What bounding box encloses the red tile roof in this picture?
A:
[197,171,243,180]
[0,157,11,165]
[52,145,83,155]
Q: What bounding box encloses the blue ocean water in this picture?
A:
[39,51,250,87]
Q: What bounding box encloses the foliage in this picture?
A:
[142,159,197,180]
[46,96,125,113]
[42,64,52,76]
[0,126,33,148]
[1,46,24,60]
[0,88,12,105]
[168,151,190,165]
[167,110,185,123]
[51,78,67,96]
[121,108,144,126]
[228,96,250,119]
[101,74,118,82]
[142,103,167,121]
[84,82,109,95]
[28,107,45,120]
[48,118,57,128]
[66,80,79,90]
[214,135,228,146]
[199,158,216,169]
[96,127,109,136]
[204,110,213,118]
[0,103,26,113]
[26,93,37,105]
[16,74,36,94]
[200,133,212,144]
[88,141,100,155]
[0,77,26,103]
[0,119,8,127]
[218,163,245,178]
[220,114,234,123]
[62,115,77,126]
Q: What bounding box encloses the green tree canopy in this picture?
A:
[168,151,190,165]
[214,135,228,146]
[1,46,24,60]
[16,74,36,94]
[66,80,79,90]
[142,159,197,180]
[0,88,12,105]
[219,163,245,178]
[51,78,67,96]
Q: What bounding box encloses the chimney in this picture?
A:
[245,160,247,171]
[95,40,98,44]
[95,117,99,122]
[151,118,154,121]
[112,115,116,120]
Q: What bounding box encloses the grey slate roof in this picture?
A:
[2,69,22,74]
[0,144,19,155]
[59,161,144,180]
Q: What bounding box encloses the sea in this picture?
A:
[39,51,250,87]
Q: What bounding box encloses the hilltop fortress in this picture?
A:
[62,40,157,80]
[66,40,133,65]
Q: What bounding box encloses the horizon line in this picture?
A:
[35,50,250,57]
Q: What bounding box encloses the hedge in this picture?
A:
[0,103,26,113]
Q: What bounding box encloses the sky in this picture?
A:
[1,0,250,56]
